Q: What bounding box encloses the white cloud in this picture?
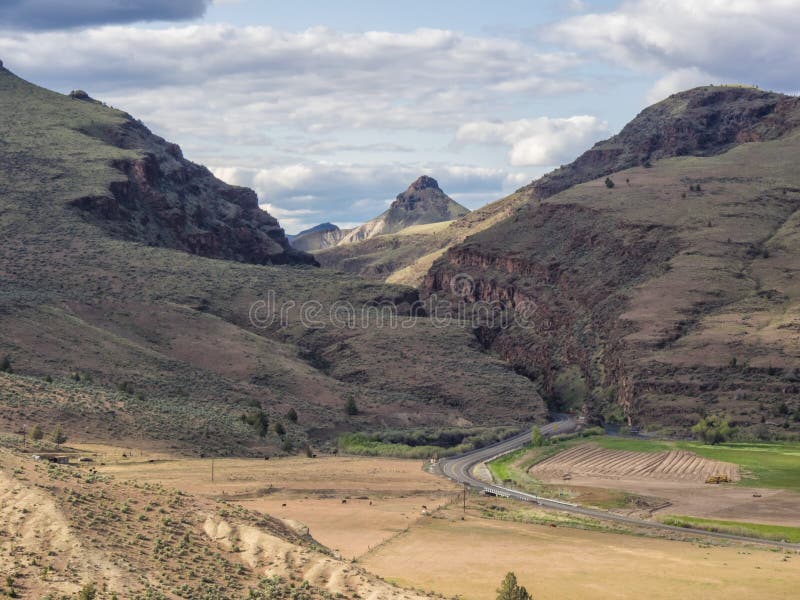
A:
[0,24,582,139]
[645,67,723,105]
[455,116,608,167]
[549,0,800,91]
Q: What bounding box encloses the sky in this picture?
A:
[1,0,799,233]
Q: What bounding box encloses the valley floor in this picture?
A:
[91,444,800,599]
[3,439,798,599]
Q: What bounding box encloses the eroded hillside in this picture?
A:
[0,66,545,453]
[0,445,434,599]
[426,87,800,433]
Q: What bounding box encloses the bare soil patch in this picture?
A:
[98,453,459,559]
[531,443,740,482]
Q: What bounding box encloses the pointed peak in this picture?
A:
[408,175,440,192]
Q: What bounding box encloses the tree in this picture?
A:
[530,426,546,447]
[240,409,269,437]
[286,407,298,423]
[50,424,67,446]
[345,397,359,416]
[274,421,286,436]
[29,424,43,441]
[0,355,11,373]
[496,572,532,600]
[604,177,615,189]
[691,415,735,445]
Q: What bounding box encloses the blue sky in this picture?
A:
[1,0,798,232]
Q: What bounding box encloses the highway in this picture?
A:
[437,419,800,550]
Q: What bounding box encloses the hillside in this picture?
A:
[323,85,800,287]
[425,86,800,435]
[0,443,435,599]
[0,68,314,266]
[0,66,546,453]
[289,222,348,251]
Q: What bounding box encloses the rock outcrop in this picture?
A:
[71,109,316,266]
[518,85,800,202]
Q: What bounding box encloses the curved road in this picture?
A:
[438,419,800,550]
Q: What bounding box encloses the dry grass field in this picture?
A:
[0,447,437,599]
[96,454,459,559]
[362,505,800,600]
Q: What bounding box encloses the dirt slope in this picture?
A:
[0,446,434,599]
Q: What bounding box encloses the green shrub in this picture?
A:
[240,410,269,437]
[345,397,358,416]
[0,355,12,373]
[692,415,735,445]
[531,426,546,447]
[77,582,97,600]
[338,426,519,459]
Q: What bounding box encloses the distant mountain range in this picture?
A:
[288,222,347,252]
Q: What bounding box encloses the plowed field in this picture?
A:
[530,444,740,482]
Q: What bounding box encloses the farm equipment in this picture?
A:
[705,474,731,484]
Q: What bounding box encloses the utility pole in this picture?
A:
[463,483,467,514]
[211,458,215,483]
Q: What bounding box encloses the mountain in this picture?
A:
[425,85,800,436]
[0,65,545,452]
[290,222,349,251]
[517,84,800,203]
[314,176,469,278]
[339,176,469,244]
[59,91,315,266]
[331,84,800,287]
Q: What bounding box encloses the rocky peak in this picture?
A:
[390,175,453,213]
[408,175,440,192]
[519,85,800,202]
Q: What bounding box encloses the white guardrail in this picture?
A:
[482,485,579,508]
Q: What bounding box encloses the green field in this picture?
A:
[581,437,800,492]
[660,515,800,543]
[490,435,800,495]
[678,441,800,492]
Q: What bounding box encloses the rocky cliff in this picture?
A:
[519,85,800,202]
[425,86,800,435]
[67,94,316,266]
